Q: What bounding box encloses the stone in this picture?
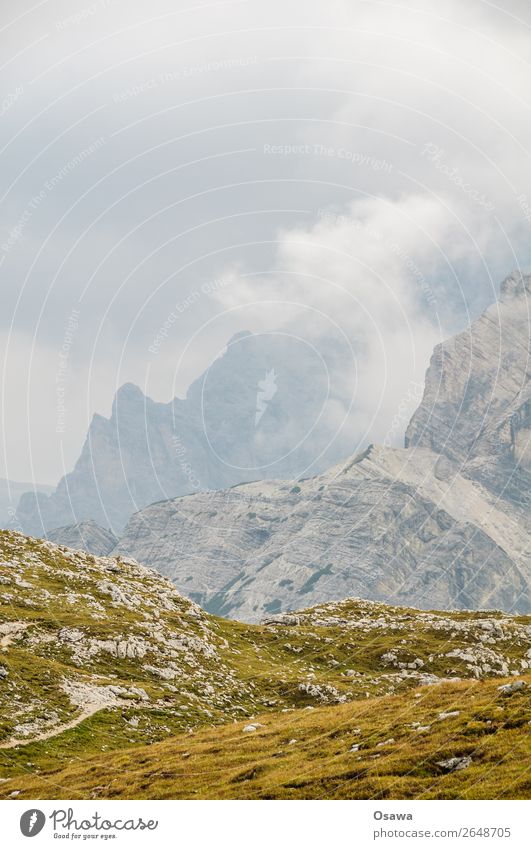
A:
[497,681,526,695]
[436,756,472,772]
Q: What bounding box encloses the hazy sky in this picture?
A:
[1,0,530,483]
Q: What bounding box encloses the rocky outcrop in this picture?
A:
[115,443,529,620]
[115,273,530,620]
[16,332,356,536]
[406,271,531,508]
[46,520,118,556]
[0,479,52,530]
[1,529,529,753]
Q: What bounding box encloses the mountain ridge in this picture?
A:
[16,331,357,536]
[112,272,531,620]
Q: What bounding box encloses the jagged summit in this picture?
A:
[112,382,148,407]
[499,269,531,299]
[226,329,253,346]
[16,329,356,536]
[14,271,531,621]
[405,269,531,486]
[115,273,531,620]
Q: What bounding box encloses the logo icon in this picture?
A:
[255,369,278,426]
[20,810,46,837]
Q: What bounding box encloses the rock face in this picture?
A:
[406,271,531,506]
[16,332,356,536]
[46,520,118,556]
[115,273,530,620]
[0,479,53,530]
[115,444,529,620]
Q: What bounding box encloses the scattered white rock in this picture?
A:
[436,756,472,772]
[497,681,526,695]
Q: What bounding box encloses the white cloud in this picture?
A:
[1,0,530,480]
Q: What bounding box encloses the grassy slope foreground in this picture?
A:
[0,530,529,799]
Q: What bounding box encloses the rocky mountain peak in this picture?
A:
[226,329,253,347]
[405,274,531,491]
[113,273,530,621]
[111,382,149,412]
[16,329,357,536]
[499,270,531,300]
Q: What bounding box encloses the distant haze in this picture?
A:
[1,0,530,484]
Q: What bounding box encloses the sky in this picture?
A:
[1,0,531,484]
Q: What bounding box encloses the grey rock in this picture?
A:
[436,756,472,772]
[114,273,530,620]
[497,680,526,695]
[406,271,531,508]
[0,478,53,530]
[115,442,529,621]
[46,520,118,556]
[17,332,357,536]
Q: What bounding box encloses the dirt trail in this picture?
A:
[0,700,119,750]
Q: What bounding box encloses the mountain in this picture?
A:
[16,331,356,536]
[0,478,53,530]
[114,272,531,619]
[406,270,531,505]
[114,444,529,619]
[46,520,118,556]
[0,530,529,799]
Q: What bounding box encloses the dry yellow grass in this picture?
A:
[2,675,529,800]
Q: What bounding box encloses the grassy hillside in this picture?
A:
[3,676,529,800]
[0,530,529,799]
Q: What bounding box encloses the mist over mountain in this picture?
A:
[17,330,357,536]
[113,273,531,620]
[0,479,53,531]
[16,272,531,621]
